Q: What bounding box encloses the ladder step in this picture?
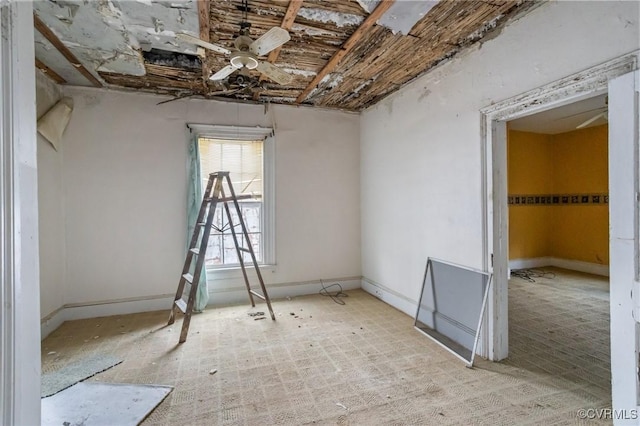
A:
[205,195,253,203]
[249,290,266,301]
[169,171,276,343]
[174,299,187,313]
[221,195,253,202]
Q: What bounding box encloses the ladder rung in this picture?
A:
[174,299,187,313]
[189,248,200,255]
[249,290,265,301]
[196,222,206,227]
[204,195,254,203]
[219,195,253,202]
[238,247,251,253]
[182,273,193,283]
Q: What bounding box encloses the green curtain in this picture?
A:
[187,133,209,312]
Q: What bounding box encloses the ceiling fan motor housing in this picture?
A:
[230,51,259,70]
[231,35,259,69]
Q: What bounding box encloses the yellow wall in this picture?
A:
[550,125,609,264]
[508,125,609,265]
[507,131,553,259]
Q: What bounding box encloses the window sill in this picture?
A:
[205,264,276,280]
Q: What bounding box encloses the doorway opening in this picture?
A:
[504,94,611,402]
[480,52,639,414]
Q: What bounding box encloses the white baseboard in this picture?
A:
[40,276,362,339]
[40,294,174,339]
[509,257,609,277]
[206,277,361,306]
[360,277,418,317]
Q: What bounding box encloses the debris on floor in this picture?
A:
[248,312,265,317]
[209,369,218,375]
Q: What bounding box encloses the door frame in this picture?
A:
[480,52,638,362]
[608,69,640,419]
[0,1,41,425]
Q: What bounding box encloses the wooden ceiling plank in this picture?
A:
[254,0,303,100]
[295,0,396,104]
[198,0,211,86]
[33,13,102,87]
[35,58,66,84]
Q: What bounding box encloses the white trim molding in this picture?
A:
[41,276,361,339]
[360,276,418,317]
[186,123,273,140]
[0,2,41,424]
[481,50,639,362]
[508,257,609,277]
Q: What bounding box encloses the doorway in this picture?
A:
[504,95,611,401]
[480,52,639,416]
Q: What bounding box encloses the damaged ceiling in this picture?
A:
[33,0,538,111]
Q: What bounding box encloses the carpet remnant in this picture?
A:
[41,354,123,397]
[41,382,173,426]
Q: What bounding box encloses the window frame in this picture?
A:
[188,124,276,271]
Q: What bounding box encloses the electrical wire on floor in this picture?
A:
[319,279,348,305]
[511,268,556,283]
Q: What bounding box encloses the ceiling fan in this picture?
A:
[576,96,608,129]
[176,0,293,86]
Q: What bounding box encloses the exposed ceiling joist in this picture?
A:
[32,0,535,109]
[33,13,102,88]
[265,0,303,64]
[35,58,66,84]
[295,0,395,104]
[254,0,303,101]
[198,0,211,87]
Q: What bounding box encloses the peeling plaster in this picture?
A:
[298,8,364,27]
[34,30,93,86]
[356,0,439,35]
[291,23,338,37]
[466,14,504,42]
[353,79,373,94]
[34,0,199,77]
[307,72,344,101]
[318,73,343,89]
[264,97,296,103]
[282,67,317,78]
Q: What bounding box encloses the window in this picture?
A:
[190,125,274,269]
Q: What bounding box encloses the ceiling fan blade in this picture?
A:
[250,27,291,56]
[576,111,607,129]
[256,61,293,85]
[176,33,231,55]
[210,65,237,81]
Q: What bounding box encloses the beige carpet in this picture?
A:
[41,270,611,425]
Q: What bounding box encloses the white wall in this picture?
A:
[59,87,360,307]
[360,1,640,314]
[36,70,66,320]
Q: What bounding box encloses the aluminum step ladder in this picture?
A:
[168,171,275,343]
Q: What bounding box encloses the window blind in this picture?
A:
[198,138,263,197]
